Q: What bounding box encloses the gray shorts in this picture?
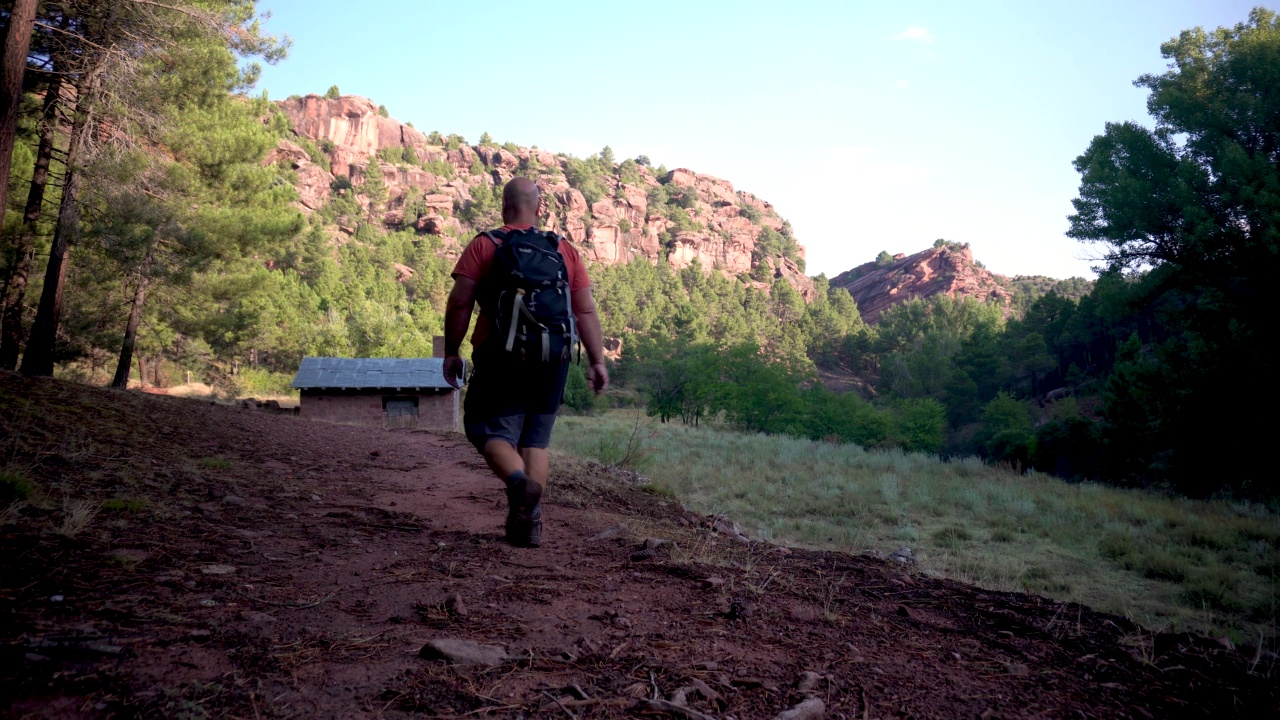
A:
[463,346,568,452]
[464,412,559,452]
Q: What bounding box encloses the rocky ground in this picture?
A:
[0,372,1275,719]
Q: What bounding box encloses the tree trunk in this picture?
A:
[111,273,150,389]
[0,0,39,218]
[0,74,62,370]
[20,82,87,377]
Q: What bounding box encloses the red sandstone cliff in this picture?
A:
[830,244,1013,324]
[271,94,813,298]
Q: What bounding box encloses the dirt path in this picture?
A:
[0,372,1275,718]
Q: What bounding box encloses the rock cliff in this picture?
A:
[272,94,813,298]
[830,244,1013,323]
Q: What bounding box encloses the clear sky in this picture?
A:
[250,0,1266,280]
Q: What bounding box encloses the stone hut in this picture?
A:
[290,355,458,430]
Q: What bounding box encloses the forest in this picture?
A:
[1,2,1277,500]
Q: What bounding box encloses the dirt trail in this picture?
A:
[0,372,1275,719]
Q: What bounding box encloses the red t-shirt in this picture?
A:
[452,224,591,349]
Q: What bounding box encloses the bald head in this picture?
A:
[502,177,541,225]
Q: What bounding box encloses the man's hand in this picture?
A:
[587,362,609,394]
[444,355,465,388]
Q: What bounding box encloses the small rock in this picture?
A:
[887,547,914,564]
[896,605,916,620]
[689,678,720,702]
[710,514,750,542]
[198,598,218,607]
[188,629,212,641]
[789,605,817,622]
[773,697,825,720]
[695,660,719,671]
[309,494,321,502]
[612,616,632,629]
[419,638,508,666]
[797,671,823,693]
[630,548,656,563]
[446,593,468,617]
[588,523,629,541]
[1215,636,1235,651]
[240,611,276,624]
[49,595,64,603]
[200,564,237,575]
[643,538,668,550]
[702,576,726,589]
[24,653,50,663]
[1005,662,1030,676]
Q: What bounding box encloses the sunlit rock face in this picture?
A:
[830,244,1014,323]
[272,94,813,299]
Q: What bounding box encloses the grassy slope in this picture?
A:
[552,411,1279,641]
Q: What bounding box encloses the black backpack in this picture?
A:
[478,228,578,363]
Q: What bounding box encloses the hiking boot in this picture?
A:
[505,475,543,548]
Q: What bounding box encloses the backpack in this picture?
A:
[478,228,578,363]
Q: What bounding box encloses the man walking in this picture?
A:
[443,177,608,548]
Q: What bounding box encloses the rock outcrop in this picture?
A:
[831,244,1013,323]
[271,94,813,298]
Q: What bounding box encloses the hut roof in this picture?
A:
[290,357,453,390]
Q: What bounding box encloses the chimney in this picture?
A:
[433,336,446,359]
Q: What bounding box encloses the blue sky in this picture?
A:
[251,0,1266,279]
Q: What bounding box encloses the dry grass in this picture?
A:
[553,413,1280,641]
[54,497,100,537]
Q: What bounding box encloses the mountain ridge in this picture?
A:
[831,243,1093,323]
[270,93,814,298]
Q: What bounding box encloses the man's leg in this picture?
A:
[477,437,542,548]
[519,447,549,487]
[482,438,526,481]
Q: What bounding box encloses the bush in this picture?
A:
[889,398,946,453]
[0,469,34,505]
[324,85,341,99]
[562,364,598,414]
[980,392,1036,465]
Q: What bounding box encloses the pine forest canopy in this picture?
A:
[0,4,1276,498]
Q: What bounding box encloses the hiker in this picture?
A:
[443,177,608,548]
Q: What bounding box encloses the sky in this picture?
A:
[250,0,1267,280]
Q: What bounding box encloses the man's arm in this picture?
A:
[572,287,609,393]
[443,276,477,387]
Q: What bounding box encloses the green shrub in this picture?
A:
[932,525,973,547]
[889,398,946,453]
[1182,568,1243,612]
[562,364,598,414]
[0,470,34,504]
[102,498,148,513]
[324,85,341,99]
[1132,550,1189,581]
[422,158,454,179]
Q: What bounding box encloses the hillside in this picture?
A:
[830,243,1092,323]
[1,372,1274,717]
[272,94,813,297]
